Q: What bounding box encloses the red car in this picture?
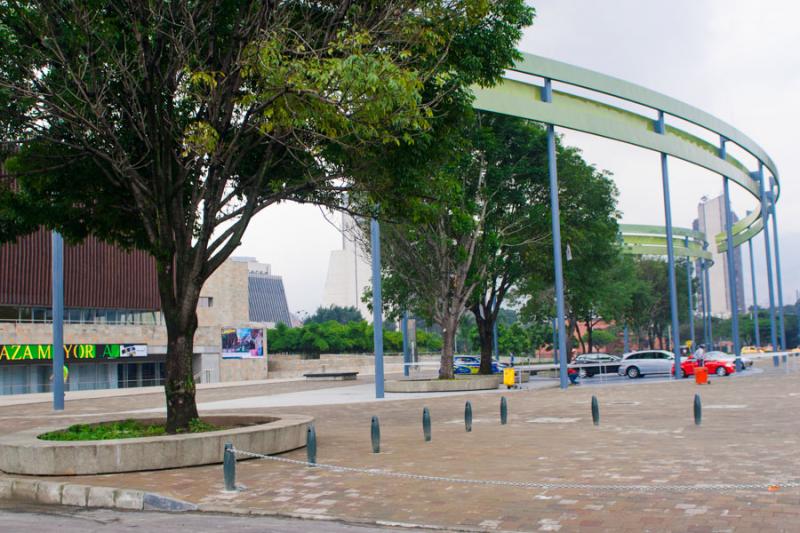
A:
[672,356,736,378]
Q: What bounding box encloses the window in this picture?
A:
[198,297,214,308]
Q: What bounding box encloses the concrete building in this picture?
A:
[321,212,372,320]
[695,195,746,318]
[0,231,291,395]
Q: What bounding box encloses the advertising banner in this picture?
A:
[221,327,265,359]
[0,344,148,362]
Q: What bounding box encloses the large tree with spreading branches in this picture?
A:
[0,0,532,431]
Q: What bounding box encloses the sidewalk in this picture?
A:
[3,364,800,531]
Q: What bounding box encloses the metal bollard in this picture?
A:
[422,407,431,442]
[223,442,236,491]
[591,395,599,426]
[500,396,508,425]
[694,393,702,426]
[307,424,317,466]
[465,401,472,432]
[371,415,380,453]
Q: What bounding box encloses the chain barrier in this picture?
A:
[230,447,798,493]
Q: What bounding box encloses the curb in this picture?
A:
[0,476,196,512]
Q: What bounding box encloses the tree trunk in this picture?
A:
[586,320,593,353]
[439,318,457,379]
[164,319,199,433]
[158,262,202,433]
[474,312,494,375]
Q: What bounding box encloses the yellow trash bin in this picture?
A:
[503,367,516,388]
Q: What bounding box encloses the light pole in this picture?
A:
[52,231,65,411]
[370,217,385,398]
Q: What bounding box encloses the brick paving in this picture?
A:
[3,365,800,531]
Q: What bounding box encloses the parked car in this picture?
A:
[705,351,753,368]
[454,356,507,375]
[573,353,621,377]
[741,345,765,355]
[617,350,674,379]
[672,357,736,378]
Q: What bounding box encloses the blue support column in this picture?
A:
[655,111,681,374]
[370,217,385,398]
[721,150,742,370]
[748,239,760,347]
[684,237,695,347]
[543,78,569,390]
[402,311,410,377]
[704,254,714,347]
[755,164,779,364]
[699,258,709,346]
[768,187,786,351]
[52,231,65,411]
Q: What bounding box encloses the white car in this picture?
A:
[705,351,753,368]
[617,350,675,379]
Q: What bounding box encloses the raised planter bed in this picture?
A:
[0,414,312,476]
[385,374,501,393]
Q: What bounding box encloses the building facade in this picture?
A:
[695,195,746,318]
[0,231,291,395]
[321,212,372,320]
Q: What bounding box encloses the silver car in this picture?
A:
[617,350,675,379]
[705,351,753,368]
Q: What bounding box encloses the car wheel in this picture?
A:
[716,366,728,376]
[626,366,640,379]
[579,368,587,378]
[679,368,687,379]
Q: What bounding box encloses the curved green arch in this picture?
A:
[619,224,713,265]
[470,52,777,251]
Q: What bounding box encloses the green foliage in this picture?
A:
[0,0,532,427]
[39,418,220,441]
[269,321,442,355]
[305,305,364,325]
[583,328,616,347]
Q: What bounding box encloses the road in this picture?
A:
[0,502,411,533]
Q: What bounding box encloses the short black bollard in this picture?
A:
[371,415,381,453]
[465,401,473,432]
[223,442,236,491]
[422,407,431,442]
[307,424,317,466]
[694,393,702,426]
[591,395,600,426]
[500,396,508,425]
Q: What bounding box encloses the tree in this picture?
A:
[0,1,533,430]
[465,115,551,374]
[624,258,693,350]
[517,145,620,360]
[305,305,363,325]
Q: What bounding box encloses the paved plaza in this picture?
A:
[2,364,800,532]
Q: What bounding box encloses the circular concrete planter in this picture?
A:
[385,374,501,393]
[0,414,312,476]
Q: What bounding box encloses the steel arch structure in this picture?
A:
[465,52,782,382]
[369,52,784,395]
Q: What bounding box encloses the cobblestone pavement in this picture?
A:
[3,364,800,532]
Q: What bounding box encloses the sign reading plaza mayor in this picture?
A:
[0,343,148,362]
[221,327,265,359]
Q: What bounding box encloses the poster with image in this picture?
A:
[221,327,265,359]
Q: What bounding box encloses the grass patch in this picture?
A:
[39,418,221,441]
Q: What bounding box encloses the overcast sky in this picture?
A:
[236,0,800,316]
